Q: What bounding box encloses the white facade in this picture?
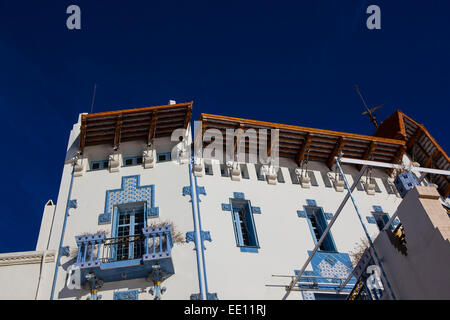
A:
[0,106,444,300]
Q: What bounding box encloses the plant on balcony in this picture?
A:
[349,237,370,267]
[70,230,110,259]
[148,220,185,245]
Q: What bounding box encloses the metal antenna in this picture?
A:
[354,85,383,128]
[90,84,97,114]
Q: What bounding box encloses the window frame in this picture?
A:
[156,152,172,163]
[230,198,260,250]
[305,205,337,252]
[122,156,144,167]
[90,160,109,171]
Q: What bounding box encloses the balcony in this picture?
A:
[72,225,174,285]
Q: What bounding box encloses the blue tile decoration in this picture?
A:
[113,289,139,300]
[190,293,201,300]
[201,231,212,243]
[297,251,356,300]
[233,192,245,199]
[207,293,218,300]
[373,205,383,212]
[197,186,207,196]
[366,216,376,224]
[221,203,231,211]
[182,186,191,196]
[59,246,70,257]
[185,231,195,244]
[68,199,78,209]
[252,207,261,214]
[393,218,400,226]
[324,212,333,220]
[297,210,307,218]
[98,175,157,224]
[306,199,317,207]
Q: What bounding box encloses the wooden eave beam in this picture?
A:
[387,145,407,176]
[406,126,423,151]
[113,115,122,150]
[147,112,157,146]
[266,128,279,157]
[296,134,312,166]
[424,149,441,168]
[358,141,377,170]
[327,137,345,169]
[184,106,192,129]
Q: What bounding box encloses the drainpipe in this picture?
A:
[50,157,77,300]
[193,169,210,296]
[187,157,206,300]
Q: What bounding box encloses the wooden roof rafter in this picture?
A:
[79,101,193,154]
[375,110,450,198]
[200,113,406,171]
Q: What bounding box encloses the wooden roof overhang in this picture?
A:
[200,113,407,169]
[78,102,193,154]
[375,110,450,197]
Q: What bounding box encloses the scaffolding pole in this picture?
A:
[281,165,367,300]
[334,158,397,300]
[339,157,450,176]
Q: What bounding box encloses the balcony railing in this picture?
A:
[73,225,174,284]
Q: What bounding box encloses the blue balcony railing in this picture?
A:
[73,225,174,284]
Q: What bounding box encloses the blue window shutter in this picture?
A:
[316,208,337,252]
[367,216,376,224]
[232,209,244,246]
[246,201,259,247]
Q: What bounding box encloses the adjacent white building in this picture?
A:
[0,102,448,300]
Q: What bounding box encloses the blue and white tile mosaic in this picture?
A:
[98,175,158,224]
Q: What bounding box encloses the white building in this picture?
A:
[0,102,448,300]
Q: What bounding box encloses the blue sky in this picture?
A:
[0,1,448,252]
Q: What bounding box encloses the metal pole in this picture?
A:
[382,210,399,232]
[338,157,450,176]
[282,165,368,300]
[334,157,397,300]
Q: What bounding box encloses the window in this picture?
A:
[289,168,300,184]
[305,206,337,252]
[277,168,285,183]
[308,171,319,186]
[90,160,109,171]
[321,171,333,188]
[230,199,259,249]
[255,164,265,181]
[370,178,382,193]
[382,177,395,194]
[240,164,249,179]
[157,152,171,163]
[220,164,229,177]
[123,156,143,167]
[112,202,146,261]
[205,162,213,175]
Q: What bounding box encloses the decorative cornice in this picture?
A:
[0,250,56,267]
